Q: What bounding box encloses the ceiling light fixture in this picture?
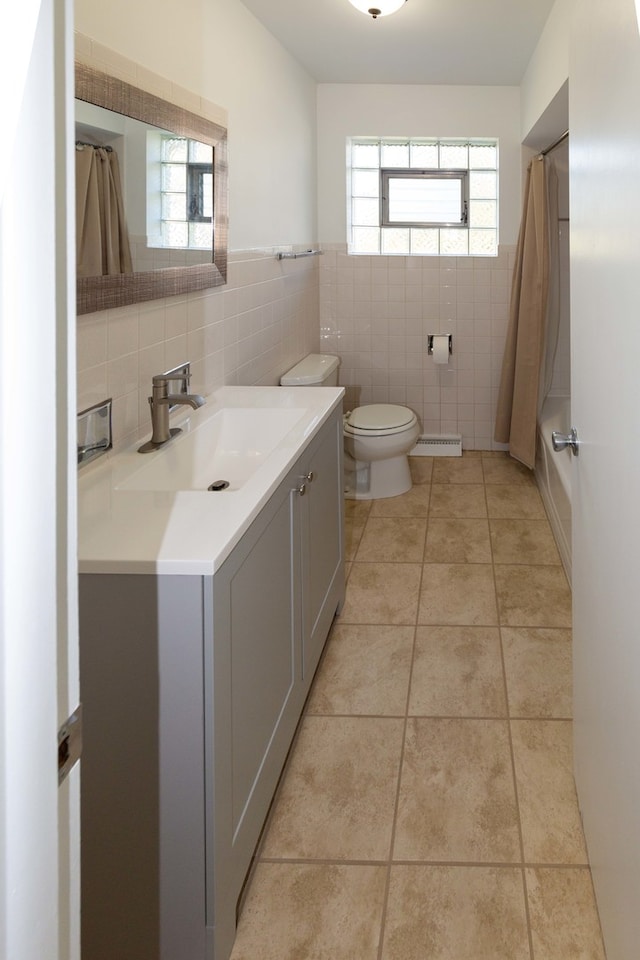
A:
[348,0,407,19]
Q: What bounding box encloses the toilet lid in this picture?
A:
[280,354,340,385]
[346,404,416,431]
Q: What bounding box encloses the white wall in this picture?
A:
[74,7,526,454]
[518,0,572,407]
[520,0,573,143]
[315,83,520,449]
[317,83,522,246]
[74,1,322,451]
[75,0,317,251]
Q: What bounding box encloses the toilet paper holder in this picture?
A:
[427,334,453,356]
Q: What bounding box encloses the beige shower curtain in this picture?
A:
[494,157,549,468]
[76,145,133,278]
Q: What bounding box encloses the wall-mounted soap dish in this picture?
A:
[77,398,112,466]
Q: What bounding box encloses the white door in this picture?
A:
[0,1,79,958]
[570,1,640,958]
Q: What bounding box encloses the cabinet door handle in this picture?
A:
[297,482,306,496]
[304,471,314,483]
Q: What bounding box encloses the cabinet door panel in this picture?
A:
[210,477,301,925]
[302,414,344,679]
[228,491,297,835]
[207,405,344,959]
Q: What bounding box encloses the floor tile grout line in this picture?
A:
[344,507,369,562]
[305,710,574,722]
[375,555,424,960]
[351,557,563,566]
[489,468,537,960]
[389,858,593,869]
[339,616,568,630]
[256,856,595,869]
[377,477,432,959]
[235,463,590,957]
[422,478,431,562]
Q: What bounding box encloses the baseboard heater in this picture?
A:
[410,434,462,457]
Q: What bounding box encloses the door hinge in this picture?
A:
[58,705,82,786]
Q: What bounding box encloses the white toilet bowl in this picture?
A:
[343,404,419,500]
[279,355,419,500]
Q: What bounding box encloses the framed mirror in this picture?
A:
[75,61,228,315]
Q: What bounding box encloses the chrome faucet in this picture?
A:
[138,372,205,453]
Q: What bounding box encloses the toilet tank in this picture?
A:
[280,354,340,387]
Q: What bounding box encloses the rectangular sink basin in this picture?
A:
[117,407,308,492]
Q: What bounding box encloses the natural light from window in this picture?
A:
[347,137,498,257]
[159,136,213,249]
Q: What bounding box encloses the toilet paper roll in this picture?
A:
[432,335,450,365]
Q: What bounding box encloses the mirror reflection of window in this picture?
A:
[76,100,215,274]
[75,59,228,313]
[160,137,213,249]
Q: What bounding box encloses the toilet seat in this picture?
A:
[344,404,417,438]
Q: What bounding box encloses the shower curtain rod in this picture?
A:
[75,140,113,152]
[540,130,569,157]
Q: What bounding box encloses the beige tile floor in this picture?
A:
[230,453,607,960]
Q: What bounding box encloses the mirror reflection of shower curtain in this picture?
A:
[75,145,133,278]
[494,157,549,468]
[541,157,560,407]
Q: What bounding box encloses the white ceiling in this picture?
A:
[240,0,555,86]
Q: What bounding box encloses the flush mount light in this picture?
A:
[348,0,407,19]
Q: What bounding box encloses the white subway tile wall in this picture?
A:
[76,250,320,452]
[75,33,514,455]
[77,244,515,453]
[320,243,515,451]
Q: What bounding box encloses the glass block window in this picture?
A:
[348,137,498,257]
[160,137,213,249]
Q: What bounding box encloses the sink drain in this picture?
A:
[208,479,230,491]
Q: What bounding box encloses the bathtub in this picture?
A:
[535,395,572,583]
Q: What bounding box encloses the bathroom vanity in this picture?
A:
[77,387,345,960]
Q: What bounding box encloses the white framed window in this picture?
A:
[381,169,468,227]
[348,138,498,257]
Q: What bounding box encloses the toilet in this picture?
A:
[280,354,419,500]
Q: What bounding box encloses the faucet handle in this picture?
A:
[152,371,191,385]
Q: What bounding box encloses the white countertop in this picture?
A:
[78,385,344,576]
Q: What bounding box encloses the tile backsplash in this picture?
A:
[77,249,320,452]
[319,243,515,451]
[77,245,515,453]
[75,30,514,454]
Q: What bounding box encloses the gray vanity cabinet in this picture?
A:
[299,412,345,680]
[209,410,344,957]
[79,407,344,960]
[207,463,301,960]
